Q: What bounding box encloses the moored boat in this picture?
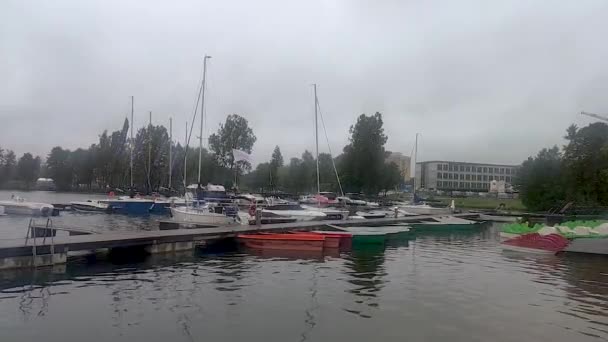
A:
[171,205,239,226]
[314,230,386,244]
[101,197,155,215]
[0,197,54,216]
[70,200,110,213]
[409,216,482,230]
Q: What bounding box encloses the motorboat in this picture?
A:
[234,194,267,209]
[302,205,349,220]
[478,214,520,222]
[256,203,327,223]
[397,203,453,215]
[355,211,387,219]
[70,200,110,213]
[170,203,239,226]
[100,196,155,215]
[0,196,54,216]
[409,216,481,230]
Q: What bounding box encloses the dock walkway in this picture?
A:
[0,213,478,269]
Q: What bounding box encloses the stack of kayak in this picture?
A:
[237,225,412,252]
[500,220,608,254]
[237,231,352,252]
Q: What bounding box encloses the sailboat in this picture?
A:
[170,55,239,226]
[258,85,347,222]
[102,96,155,215]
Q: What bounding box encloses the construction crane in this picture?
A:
[581,111,608,122]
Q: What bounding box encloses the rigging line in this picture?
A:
[186,64,206,148]
[315,97,345,197]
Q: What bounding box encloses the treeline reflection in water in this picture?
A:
[0,224,606,342]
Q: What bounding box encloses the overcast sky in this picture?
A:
[2,0,608,167]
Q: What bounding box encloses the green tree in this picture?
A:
[1,150,17,185]
[71,148,96,189]
[16,153,41,189]
[270,145,283,188]
[46,147,73,190]
[561,122,608,205]
[379,162,402,195]
[516,146,565,211]
[209,114,257,173]
[340,112,388,194]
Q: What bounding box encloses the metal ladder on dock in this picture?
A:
[25,218,56,268]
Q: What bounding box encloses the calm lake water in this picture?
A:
[0,191,606,342]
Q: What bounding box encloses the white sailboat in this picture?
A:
[254,85,348,222]
[170,55,239,226]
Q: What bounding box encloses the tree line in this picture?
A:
[516,122,608,211]
[0,111,405,195]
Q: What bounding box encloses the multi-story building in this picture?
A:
[415,161,519,192]
[386,152,411,182]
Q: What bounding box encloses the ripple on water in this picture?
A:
[0,223,606,341]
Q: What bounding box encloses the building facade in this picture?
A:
[386,152,411,182]
[415,161,519,192]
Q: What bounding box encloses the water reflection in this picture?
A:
[342,244,387,318]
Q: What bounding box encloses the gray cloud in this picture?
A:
[2,0,608,168]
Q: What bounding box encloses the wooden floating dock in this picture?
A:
[0,213,479,270]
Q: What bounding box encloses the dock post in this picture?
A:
[394,207,398,218]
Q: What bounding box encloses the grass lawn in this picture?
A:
[436,197,525,211]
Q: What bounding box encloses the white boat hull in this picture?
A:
[479,214,520,222]
[0,200,54,216]
[261,209,326,222]
[171,207,236,226]
[398,205,451,216]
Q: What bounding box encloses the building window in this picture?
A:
[499,176,504,181]
[449,164,453,171]
[448,173,452,179]
[466,166,471,172]
[483,175,488,181]
[460,174,464,180]
[495,167,499,173]
[460,165,465,172]
[506,176,511,183]
[443,172,448,179]
[483,167,487,173]
[505,168,510,175]
[478,167,482,173]
[437,173,442,179]
[477,175,481,181]
[500,168,505,174]
[465,174,470,180]
[437,164,442,171]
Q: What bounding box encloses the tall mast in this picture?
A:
[130,96,134,189]
[413,133,418,202]
[198,55,212,184]
[168,117,172,189]
[184,121,188,190]
[148,111,152,193]
[314,84,320,198]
